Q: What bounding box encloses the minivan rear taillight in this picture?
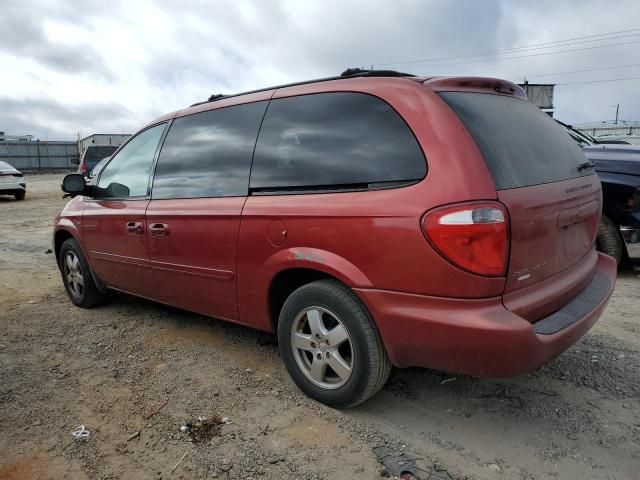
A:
[422,202,509,277]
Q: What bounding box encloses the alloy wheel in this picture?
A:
[63,251,84,298]
[290,306,354,389]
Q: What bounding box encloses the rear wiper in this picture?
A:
[578,161,596,171]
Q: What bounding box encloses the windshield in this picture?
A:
[0,160,16,170]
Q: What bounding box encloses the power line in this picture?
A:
[373,27,640,67]
[556,75,640,86]
[524,62,640,79]
[409,39,640,69]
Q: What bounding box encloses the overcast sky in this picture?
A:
[1,0,639,140]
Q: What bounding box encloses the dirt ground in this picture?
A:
[1,173,639,480]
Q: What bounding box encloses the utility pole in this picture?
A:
[611,104,620,125]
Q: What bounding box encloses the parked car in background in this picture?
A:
[0,161,26,200]
[586,147,640,266]
[559,121,640,266]
[594,139,634,145]
[595,134,640,145]
[55,70,616,407]
[78,145,120,177]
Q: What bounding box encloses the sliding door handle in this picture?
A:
[149,223,170,237]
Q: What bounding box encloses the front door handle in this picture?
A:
[126,221,145,235]
[149,223,170,237]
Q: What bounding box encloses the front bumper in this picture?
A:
[620,225,640,260]
[355,252,616,377]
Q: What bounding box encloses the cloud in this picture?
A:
[0,0,638,139]
[0,97,134,140]
[0,0,113,78]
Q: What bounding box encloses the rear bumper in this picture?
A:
[620,225,640,260]
[355,252,616,377]
[0,183,26,195]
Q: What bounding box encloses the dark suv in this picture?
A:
[559,121,640,265]
[54,70,616,407]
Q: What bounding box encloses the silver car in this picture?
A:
[0,161,26,200]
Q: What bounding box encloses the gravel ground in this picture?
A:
[1,173,639,480]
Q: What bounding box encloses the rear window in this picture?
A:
[250,92,426,191]
[439,92,591,190]
[84,146,119,163]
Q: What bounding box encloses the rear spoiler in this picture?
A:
[423,77,527,99]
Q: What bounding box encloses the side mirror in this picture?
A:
[61,174,87,195]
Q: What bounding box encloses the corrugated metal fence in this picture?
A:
[0,141,79,170]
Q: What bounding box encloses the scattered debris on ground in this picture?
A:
[373,445,455,480]
[71,425,90,440]
[180,416,225,443]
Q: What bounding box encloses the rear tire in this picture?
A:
[14,192,25,200]
[59,238,106,308]
[596,215,623,265]
[278,279,391,408]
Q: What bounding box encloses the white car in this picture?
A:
[0,161,26,200]
[595,134,640,146]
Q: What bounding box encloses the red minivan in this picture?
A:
[54,69,616,407]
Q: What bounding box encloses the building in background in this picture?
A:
[79,133,131,157]
[517,82,555,116]
[0,131,33,142]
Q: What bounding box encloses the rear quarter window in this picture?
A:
[439,92,591,190]
[250,92,426,191]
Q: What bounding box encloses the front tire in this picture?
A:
[14,192,25,200]
[59,238,105,308]
[278,279,391,408]
[596,215,623,265]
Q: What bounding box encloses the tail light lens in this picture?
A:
[81,162,86,173]
[422,202,509,277]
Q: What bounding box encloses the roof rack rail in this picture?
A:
[189,68,415,107]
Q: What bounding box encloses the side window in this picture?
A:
[96,124,165,198]
[152,101,268,199]
[250,92,426,190]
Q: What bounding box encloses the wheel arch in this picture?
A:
[54,228,75,264]
[54,227,108,293]
[264,248,373,333]
[268,268,334,332]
